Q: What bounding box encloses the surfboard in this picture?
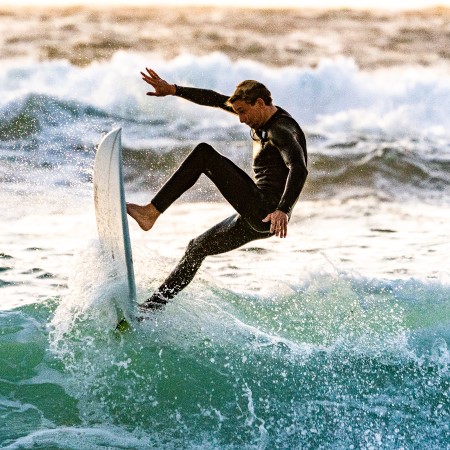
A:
[93,128,136,328]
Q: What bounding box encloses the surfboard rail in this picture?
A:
[93,128,136,324]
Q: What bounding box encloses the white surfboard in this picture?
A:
[93,128,136,324]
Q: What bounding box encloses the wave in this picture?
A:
[1,265,449,449]
[116,141,450,204]
[306,145,450,201]
[0,93,112,142]
[1,54,449,202]
[1,53,449,138]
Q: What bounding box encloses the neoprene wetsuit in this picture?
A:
[146,85,308,306]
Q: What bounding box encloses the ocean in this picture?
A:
[1,5,449,449]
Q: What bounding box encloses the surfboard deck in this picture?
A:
[93,128,136,328]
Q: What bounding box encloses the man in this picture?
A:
[127,68,308,309]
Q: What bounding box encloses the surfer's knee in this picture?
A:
[185,237,208,261]
[192,142,216,161]
[194,142,214,152]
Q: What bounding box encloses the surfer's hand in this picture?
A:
[140,68,176,96]
[262,210,288,238]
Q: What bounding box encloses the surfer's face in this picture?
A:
[232,99,266,130]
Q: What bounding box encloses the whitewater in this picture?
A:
[1,6,449,449]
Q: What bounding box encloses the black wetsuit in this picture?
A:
[147,85,308,305]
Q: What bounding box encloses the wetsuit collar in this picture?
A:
[259,106,289,132]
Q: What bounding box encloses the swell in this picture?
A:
[306,145,450,201]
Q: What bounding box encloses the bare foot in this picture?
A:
[126,202,160,231]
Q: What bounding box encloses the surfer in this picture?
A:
[127,68,308,309]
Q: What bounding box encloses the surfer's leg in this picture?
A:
[142,214,271,307]
[152,143,276,232]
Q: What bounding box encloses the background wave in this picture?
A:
[1,53,449,202]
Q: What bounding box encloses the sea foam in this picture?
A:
[1,52,449,141]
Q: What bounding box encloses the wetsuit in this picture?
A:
[147,85,308,305]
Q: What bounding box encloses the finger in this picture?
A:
[272,222,280,235]
[142,69,160,82]
[281,222,287,238]
[273,221,286,238]
[270,222,276,234]
[141,73,154,85]
[262,214,271,223]
[147,68,160,79]
[141,72,156,83]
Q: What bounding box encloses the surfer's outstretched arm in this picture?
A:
[141,67,234,112]
[126,202,160,231]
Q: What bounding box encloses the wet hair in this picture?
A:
[227,80,273,106]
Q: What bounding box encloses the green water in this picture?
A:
[1,275,449,449]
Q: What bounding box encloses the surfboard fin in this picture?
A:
[115,318,130,332]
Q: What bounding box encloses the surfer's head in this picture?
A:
[228,81,276,130]
[227,80,273,107]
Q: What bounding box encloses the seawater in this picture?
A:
[2,261,450,449]
[1,6,450,449]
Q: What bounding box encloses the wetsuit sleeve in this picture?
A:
[271,122,308,215]
[174,85,235,114]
